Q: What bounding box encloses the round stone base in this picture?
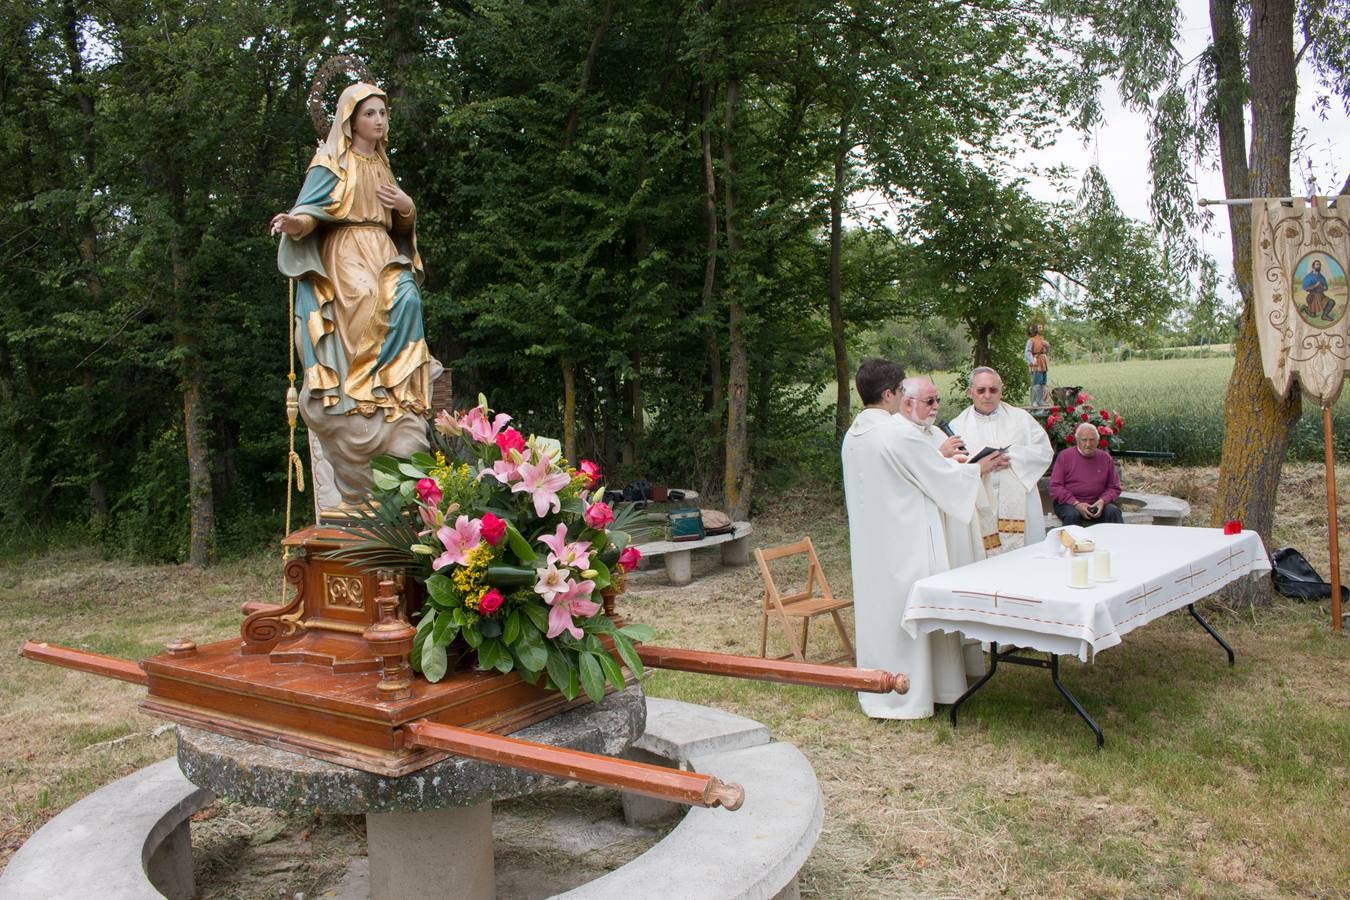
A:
[177,682,645,815]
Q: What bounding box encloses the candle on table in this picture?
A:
[1094,550,1112,580]
[1070,556,1090,587]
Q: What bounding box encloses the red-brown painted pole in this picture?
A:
[404,719,744,810]
[1324,406,1342,633]
[636,644,907,694]
[20,640,148,685]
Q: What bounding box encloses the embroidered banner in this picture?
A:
[1253,197,1350,405]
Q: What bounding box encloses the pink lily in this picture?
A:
[538,523,592,570]
[459,405,512,445]
[512,458,573,517]
[433,515,482,570]
[480,452,523,486]
[545,579,601,640]
[534,563,570,604]
[418,503,443,531]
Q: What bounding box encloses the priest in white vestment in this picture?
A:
[950,367,1054,553]
[842,363,1009,719]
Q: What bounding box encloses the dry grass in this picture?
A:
[2,465,1348,898]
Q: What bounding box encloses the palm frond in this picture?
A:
[322,496,425,575]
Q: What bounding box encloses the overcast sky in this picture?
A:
[1020,0,1350,299]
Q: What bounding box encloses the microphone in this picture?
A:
[937,420,966,451]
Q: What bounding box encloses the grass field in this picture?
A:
[3,462,1347,897]
[926,357,1350,464]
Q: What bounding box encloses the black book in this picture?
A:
[966,445,1008,464]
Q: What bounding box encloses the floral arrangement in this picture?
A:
[1044,391,1124,451]
[332,396,655,703]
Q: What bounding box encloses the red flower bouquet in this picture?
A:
[1043,391,1124,452]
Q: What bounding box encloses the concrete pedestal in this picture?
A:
[177,683,644,898]
[368,803,494,900]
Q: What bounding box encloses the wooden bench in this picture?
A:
[634,522,752,586]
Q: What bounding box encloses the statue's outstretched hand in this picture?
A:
[270,213,304,237]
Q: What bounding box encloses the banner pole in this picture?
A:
[1323,405,1342,633]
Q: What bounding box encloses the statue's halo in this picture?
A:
[307,55,379,136]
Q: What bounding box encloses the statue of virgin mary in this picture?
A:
[271,82,441,512]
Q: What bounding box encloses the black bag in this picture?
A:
[623,480,652,503]
[1271,547,1350,602]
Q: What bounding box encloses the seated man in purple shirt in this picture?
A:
[1049,423,1124,527]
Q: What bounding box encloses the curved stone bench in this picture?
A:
[0,757,213,900]
[635,522,753,586]
[1042,491,1190,530]
[580,697,820,900]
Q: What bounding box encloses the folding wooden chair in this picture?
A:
[754,537,855,664]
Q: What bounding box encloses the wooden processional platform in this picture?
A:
[138,526,600,776]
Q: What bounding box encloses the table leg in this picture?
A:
[664,550,692,585]
[1187,603,1235,666]
[949,641,1003,729]
[1049,654,1104,748]
[950,644,1104,749]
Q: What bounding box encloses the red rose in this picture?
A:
[1066,405,1076,414]
[584,502,615,529]
[579,459,602,487]
[1100,426,1114,437]
[1100,409,1110,420]
[1047,415,1059,427]
[495,427,526,455]
[480,512,507,546]
[1099,437,1109,447]
[478,588,504,615]
[415,478,442,505]
[1076,392,1087,405]
[1081,412,1089,421]
[1114,415,1123,428]
[618,546,642,572]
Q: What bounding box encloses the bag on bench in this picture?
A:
[667,508,705,542]
[701,509,734,536]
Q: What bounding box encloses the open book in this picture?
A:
[966,445,1008,464]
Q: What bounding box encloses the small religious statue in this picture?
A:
[271,81,442,516]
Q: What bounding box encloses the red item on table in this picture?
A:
[1223,519,1242,535]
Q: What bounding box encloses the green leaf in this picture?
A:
[371,456,402,477]
[505,523,537,565]
[462,625,484,648]
[514,634,548,673]
[618,624,653,642]
[595,647,626,690]
[411,610,436,672]
[397,462,428,480]
[422,643,448,683]
[545,646,573,695]
[578,653,605,702]
[589,558,612,590]
[426,573,456,606]
[523,601,550,632]
[487,565,536,588]
[373,469,402,491]
[410,451,437,471]
[503,611,521,645]
[610,632,644,679]
[479,617,503,639]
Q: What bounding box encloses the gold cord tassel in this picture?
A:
[281,278,304,605]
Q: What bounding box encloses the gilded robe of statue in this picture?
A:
[276,83,438,507]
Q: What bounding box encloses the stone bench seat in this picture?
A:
[1043,490,1190,530]
[0,757,214,900]
[562,698,820,900]
[634,522,753,586]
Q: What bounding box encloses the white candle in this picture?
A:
[1070,556,1090,587]
[1094,550,1112,581]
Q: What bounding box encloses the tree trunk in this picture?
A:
[700,80,725,448]
[1210,0,1301,605]
[721,60,752,520]
[561,356,577,463]
[169,197,213,566]
[971,321,994,369]
[829,113,852,444]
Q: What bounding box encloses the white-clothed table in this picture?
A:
[903,524,1270,662]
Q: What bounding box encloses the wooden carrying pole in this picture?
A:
[1324,407,1343,632]
[404,720,744,810]
[21,640,148,686]
[636,644,907,694]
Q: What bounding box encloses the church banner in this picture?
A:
[1253,197,1350,406]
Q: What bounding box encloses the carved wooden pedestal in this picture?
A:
[139,526,590,775]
